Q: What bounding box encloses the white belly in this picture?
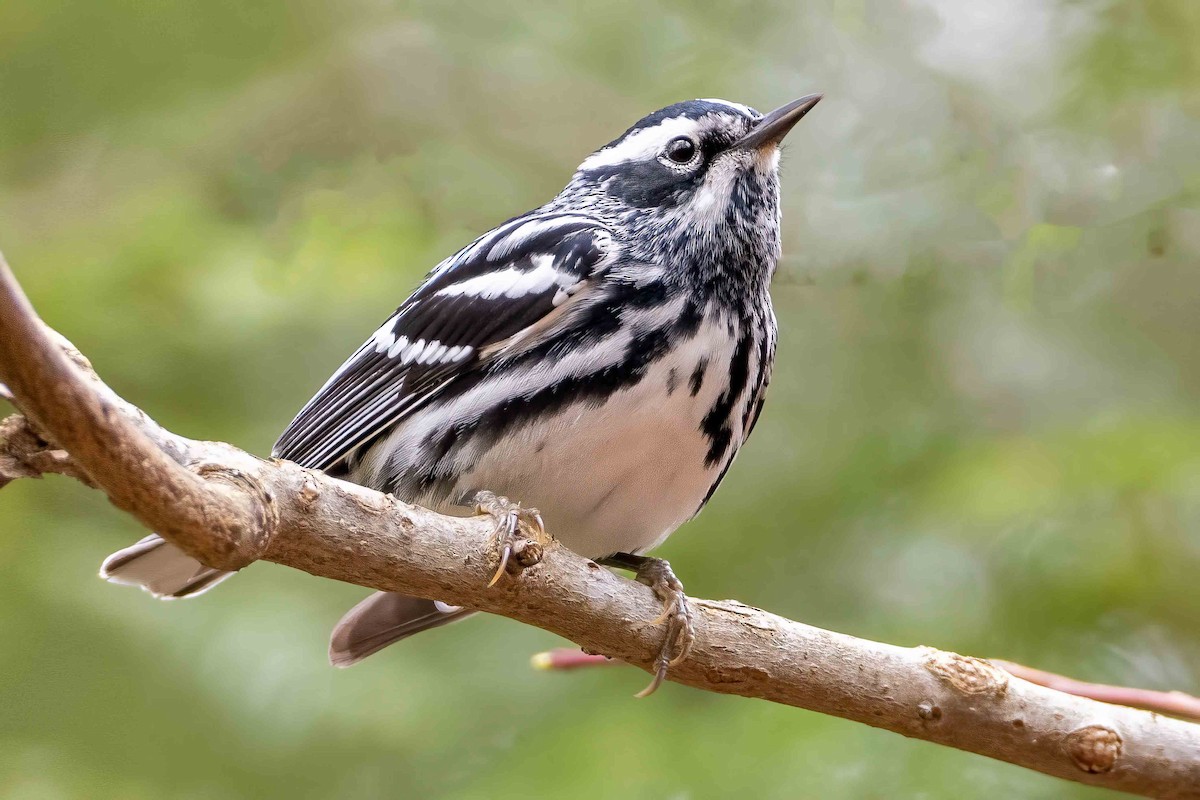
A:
[353,297,768,560]
[444,322,737,557]
[355,309,742,558]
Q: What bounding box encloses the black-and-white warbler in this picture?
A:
[101,94,822,693]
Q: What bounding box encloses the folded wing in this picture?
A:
[272,214,615,471]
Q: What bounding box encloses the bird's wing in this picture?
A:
[272,213,615,471]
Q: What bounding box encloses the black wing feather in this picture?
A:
[272,214,612,471]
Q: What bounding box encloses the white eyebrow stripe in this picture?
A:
[578,115,702,170]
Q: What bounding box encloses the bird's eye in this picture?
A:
[664,136,698,165]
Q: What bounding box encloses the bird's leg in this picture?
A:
[596,552,695,697]
[473,490,546,587]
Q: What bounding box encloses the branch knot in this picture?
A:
[1065,725,1123,774]
[922,648,1009,697]
[191,461,278,568]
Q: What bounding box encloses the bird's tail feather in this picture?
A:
[100,534,235,599]
[329,591,475,667]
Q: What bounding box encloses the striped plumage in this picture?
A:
[101,95,820,680]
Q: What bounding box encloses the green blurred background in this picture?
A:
[2,1,1199,797]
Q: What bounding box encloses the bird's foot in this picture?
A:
[473,490,546,587]
[598,553,695,697]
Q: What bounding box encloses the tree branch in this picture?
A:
[1,253,1198,799]
[530,649,1200,723]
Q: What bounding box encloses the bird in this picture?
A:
[100,94,822,695]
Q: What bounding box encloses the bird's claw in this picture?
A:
[473,490,545,587]
[633,557,695,697]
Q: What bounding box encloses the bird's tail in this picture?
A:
[100,534,235,599]
[329,591,476,667]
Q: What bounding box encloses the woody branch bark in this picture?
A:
[1,254,1198,800]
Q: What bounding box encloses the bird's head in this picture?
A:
[559,95,821,295]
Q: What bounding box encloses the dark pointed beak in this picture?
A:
[733,93,823,151]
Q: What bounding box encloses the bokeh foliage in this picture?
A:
[2,1,1199,797]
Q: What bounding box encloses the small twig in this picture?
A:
[994,661,1200,723]
[0,414,96,488]
[531,648,616,671]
